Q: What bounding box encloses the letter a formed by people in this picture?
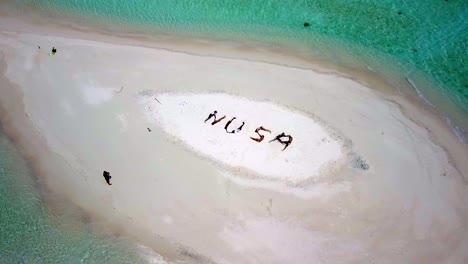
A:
[269,132,293,151]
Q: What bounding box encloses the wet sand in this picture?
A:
[0,5,467,264]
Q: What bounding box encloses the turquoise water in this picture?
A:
[1,0,467,262]
[18,0,468,133]
[0,127,148,263]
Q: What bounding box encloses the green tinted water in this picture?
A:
[0,127,148,263]
[19,0,468,130]
[1,0,467,262]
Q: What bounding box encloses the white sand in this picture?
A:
[0,9,468,264]
[220,216,365,263]
[140,93,345,184]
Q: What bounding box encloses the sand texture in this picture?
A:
[0,11,467,264]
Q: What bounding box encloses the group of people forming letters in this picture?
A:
[204,110,293,151]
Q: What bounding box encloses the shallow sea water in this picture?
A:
[0,127,149,263]
[18,0,468,129]
[1,0,467,263]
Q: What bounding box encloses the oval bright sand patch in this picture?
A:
[140,93,344,183]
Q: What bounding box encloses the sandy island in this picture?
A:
[0,7,467,264]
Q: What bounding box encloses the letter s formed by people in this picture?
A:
[250,126,271,142]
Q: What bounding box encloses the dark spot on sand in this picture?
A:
[397,11,403,15]
[350,154,369,171]
[303,22,310,27]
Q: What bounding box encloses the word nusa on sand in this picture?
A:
[204,110,293,151]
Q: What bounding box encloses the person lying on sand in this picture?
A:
[103,170,112,185]
[225,117,237,133]
[236,122,245,133]
[269,132,293,151]
[204,110,217,123]
[250,126,271,142]
[225,117,245,133]
[204,110,226,125]
[211,115,226,125]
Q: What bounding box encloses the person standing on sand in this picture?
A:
[250,126,271,142]
[269,132,293,151]
[103,171,112,185]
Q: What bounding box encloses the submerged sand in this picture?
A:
[0,8,467,264]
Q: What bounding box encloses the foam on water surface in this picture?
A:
[19,0,468,133]
[0,128,151,263]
